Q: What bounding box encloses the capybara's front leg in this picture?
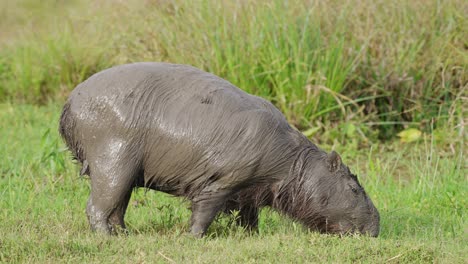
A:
[190,191,229,238]
[237,205,259,231]
[224,200,259,231]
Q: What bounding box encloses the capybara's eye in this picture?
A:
[349,184,358,194]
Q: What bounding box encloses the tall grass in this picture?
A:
[0,0,465,139]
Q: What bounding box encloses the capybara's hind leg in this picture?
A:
[108,190,132,233]
[86,170,136,234]
[86,195,111,234]
[85,144,140,235]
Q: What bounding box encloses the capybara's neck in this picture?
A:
[270,146,327,226]
[234,145,326,212]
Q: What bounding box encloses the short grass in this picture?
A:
[0,103,465,263]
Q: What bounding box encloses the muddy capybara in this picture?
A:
[59,62,380,237]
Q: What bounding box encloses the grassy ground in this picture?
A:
[0,0,466,263]
[0,103,465,263]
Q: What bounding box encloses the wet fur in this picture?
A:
[59,62,379,236]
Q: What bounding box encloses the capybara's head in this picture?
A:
[278,150,380,237]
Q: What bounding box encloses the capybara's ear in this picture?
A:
[327,151,342,172]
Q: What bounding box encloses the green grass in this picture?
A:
[0,0,466,137]
[0,103,466,263]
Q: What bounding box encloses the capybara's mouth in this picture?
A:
[317,221,374,236]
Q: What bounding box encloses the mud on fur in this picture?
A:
[59,62,380,237]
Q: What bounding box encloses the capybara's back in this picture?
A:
[59,62,302,184]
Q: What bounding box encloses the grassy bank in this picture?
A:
[0,0,466,139]
[0,103,466,263]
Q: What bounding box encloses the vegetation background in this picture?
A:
[0,0,466,262]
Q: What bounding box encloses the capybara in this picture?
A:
[59,62,379,237]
